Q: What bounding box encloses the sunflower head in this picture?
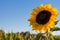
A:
[36,10,51,25]
[29,4,58,32]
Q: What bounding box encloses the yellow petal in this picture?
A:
[33,8,40,13]
[52,8,58,14]
[39,4,44,7]
[45,4,52,8]
[30,12,36,15]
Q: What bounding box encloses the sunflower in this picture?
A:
[28,4,58,32]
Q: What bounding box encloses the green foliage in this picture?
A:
[51,27,60,31]
[53,35,60,40]
[55,20,59,25]
[0,30,60,40]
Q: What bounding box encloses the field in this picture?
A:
[0,30,60,40]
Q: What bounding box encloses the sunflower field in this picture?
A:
[0,29,60,40]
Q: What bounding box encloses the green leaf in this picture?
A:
[55,20,59,25]
[50,27,60,31]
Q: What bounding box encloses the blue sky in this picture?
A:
[0,0,60,34]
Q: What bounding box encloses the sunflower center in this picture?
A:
[36,10,51,25]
